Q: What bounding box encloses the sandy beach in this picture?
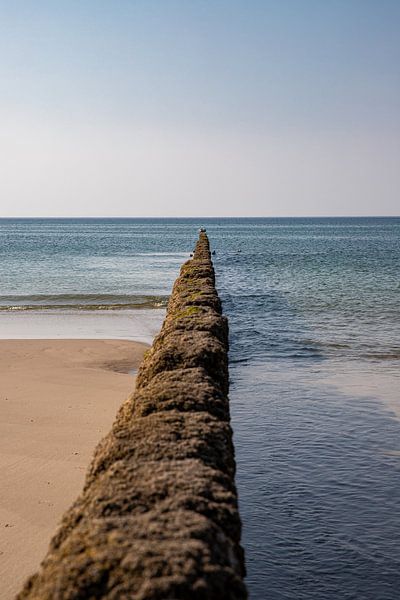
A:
[0,339,148,600]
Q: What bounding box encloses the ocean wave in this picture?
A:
[0,293,169,311]
[361,351,400,361]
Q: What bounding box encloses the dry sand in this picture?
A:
[0,339,148,600]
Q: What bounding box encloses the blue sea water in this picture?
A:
[0,217,399,598]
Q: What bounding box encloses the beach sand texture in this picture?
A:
[0,339,147,600]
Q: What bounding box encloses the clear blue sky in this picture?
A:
[1,1,399,216]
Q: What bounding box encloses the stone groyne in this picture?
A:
[18,232,247,600]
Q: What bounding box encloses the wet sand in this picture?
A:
[0,339,148,600]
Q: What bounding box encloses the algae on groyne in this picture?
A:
[18,232,247,600]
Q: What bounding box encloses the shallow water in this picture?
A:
[230,360,400,599]
[0,309,165,344]
[1,217,399,598]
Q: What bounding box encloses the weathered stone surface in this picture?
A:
[17,232,247,600]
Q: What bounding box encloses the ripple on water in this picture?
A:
[230,361,400,599]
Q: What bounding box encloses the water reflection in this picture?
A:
[230,361,400,599]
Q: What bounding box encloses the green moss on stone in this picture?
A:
[173,305,203,320]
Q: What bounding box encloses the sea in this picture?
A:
[0,217,399,599]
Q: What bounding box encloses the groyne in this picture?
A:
[18,232,247,600]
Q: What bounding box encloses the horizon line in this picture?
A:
[0,215,399,220]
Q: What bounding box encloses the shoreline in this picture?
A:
[0,338,148,600]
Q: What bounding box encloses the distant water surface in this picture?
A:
[1,217,399,598]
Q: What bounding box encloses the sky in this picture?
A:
[0,1,399,217]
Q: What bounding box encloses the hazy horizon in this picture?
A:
[1,1,399,217]
[1,215,399,220]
